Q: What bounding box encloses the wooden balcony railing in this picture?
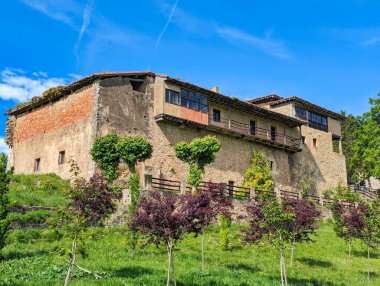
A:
[209,115,301,150]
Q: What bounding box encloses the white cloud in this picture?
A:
[215,27,291,59]
[0,138,8,155]
[74,0,94,66]
[155,0,180,52]
[326,27,380,47]
[0,68,70,102]
[157,2,291,59]
[22,0,81,29]
[22,0,145,65]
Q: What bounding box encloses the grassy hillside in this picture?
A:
[1,224,379,286]
[9,173,70,207]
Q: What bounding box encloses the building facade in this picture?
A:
[5,72,347,194]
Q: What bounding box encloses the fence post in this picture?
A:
[319,194,324,207]
[180,180,187,194]
[249,187,255,201]
[275,186,281,202]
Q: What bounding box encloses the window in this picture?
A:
[307,111,328,132]
[270,126,276,141]
[34,158,41,172]
[301,136,306,144]
[177,89,208,113]
[250,120,256,135]
[295,106,307,120]
[165,89,180,105]
[213,109,221,122]
[58,151,65,165]
[313,138,317,148]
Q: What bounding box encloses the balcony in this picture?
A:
[155,112,302,152]
[208,116,302,152]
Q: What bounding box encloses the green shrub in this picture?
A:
[7,229,42,244]
[219,214,231,251]
[9,210,51,226]
[323,184,360,203]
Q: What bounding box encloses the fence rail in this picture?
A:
[149,177,377,209]
[151,177,181,192]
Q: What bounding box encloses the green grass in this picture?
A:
[1,224,380,286]
[9,173,70,207]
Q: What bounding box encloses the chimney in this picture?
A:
[212,86,220,93]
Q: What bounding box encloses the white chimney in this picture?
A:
[212,86,220,93]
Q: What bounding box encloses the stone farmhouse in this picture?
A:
[5,71,347,195]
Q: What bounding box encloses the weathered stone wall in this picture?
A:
[289,125,347,195]
[8,84,97,179]
[328,117,341,136]
[145,121,293,188]
[268,102,295,117]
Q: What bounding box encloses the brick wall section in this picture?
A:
[8,85,97,179]
[14,86,93,144]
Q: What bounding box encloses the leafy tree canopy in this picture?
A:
[175,136,221,188]
[90,134,120,182]
[117,136,153,173]
[243,151,274,193]
[351,94,380,183]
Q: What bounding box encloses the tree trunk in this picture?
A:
[171,248,177,286]
[201,227,205,273]
[280,248,284,286]
[290,239,295,267]
[64,240,77,286]
[367,240,370,281]
[348,242,351,259]
[167,246,172,286]
[282,253,288,286]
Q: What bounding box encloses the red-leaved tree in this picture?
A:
[342,202,380,281]
[282,198,321,267]
[129,191,195,286]
[185,183,233,272]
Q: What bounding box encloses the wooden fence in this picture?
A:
[149,177,378,208]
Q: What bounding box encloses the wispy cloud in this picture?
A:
[21,0,145,65]
[0,68,77,102]
[22,0,81,29]
[154,0,179,52]
[0,138,8,155]
[326,27,380,47]
[74,0,94,66]
[215,27,291,59]
[157,1,291,59]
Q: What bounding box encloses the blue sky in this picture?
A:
[1,0,380,153]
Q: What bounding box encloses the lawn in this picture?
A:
[1,223,379,286]
[9,173,69,207]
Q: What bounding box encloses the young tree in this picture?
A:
[185,183,232,272]
[343,202,380,281]
[243,151,274,199]
[50,161,120,285]
[0,153,11,255]
[129,192,195,286]
[175,136,221,190]
[91,134,120,183]
[282,199,321,267]
[330,201,353,257]
[116,136,153,248]
[244,199,295,286]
